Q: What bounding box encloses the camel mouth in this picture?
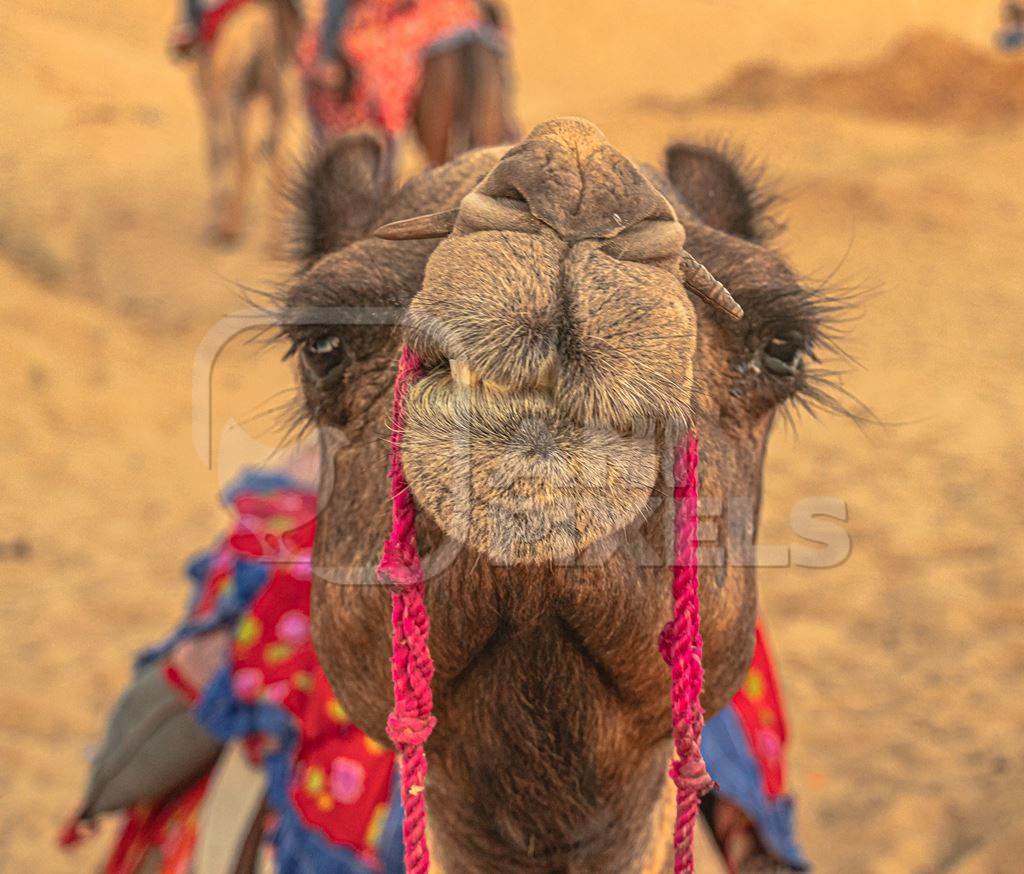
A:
[399,365,663,564]
[410,359,657,443]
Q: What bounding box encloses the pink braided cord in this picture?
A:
[377,346,436,874]
[659,431,715,872]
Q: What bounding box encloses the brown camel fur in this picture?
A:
[278,119,837,872]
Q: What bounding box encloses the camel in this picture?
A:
[305,1,517,166]
[277,118,831,871]
[194,0,301,246]
[195,0,514,246]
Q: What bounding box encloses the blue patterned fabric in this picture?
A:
[703,707,809,870]
[195,667,401,873]
[181,468,404,873]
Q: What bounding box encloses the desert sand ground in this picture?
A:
[2,1,1023,872]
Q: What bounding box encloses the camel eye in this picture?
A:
[301,334,346,379]
[308,334,342,356]
[763,332,805,376]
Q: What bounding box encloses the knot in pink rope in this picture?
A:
[668,748,715,798]
[386,708,438,747]
[378,538,422,590]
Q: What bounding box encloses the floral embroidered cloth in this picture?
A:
[107,471,402,873]
[702,622,809,870]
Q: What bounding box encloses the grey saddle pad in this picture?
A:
[78,660,223,818]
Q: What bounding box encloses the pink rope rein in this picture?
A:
[659,431,715,872]
[377,347,435,874]
[378,347,711,872]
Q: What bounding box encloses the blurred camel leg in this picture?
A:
[197,14,256,245]
[464,39,512,147]
[260,69,297,257]
[195,1,298,246]
[414,38,515,166]
[207,97,249,245]
[258,0,302,255]
[415,49,460,166]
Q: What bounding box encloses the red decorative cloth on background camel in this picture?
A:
[171,0,292,55]
[299,0,504,140]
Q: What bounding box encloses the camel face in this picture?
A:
[395,119,698,563]
[280,122,839,872]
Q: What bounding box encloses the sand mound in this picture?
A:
[700,29,1024,127]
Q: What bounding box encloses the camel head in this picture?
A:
[373,118,740,564]
[280,120,838,872]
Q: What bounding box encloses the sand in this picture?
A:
[690,29,1024,129]
[1,1,1023,871]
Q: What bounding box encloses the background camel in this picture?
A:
[304,0,518,166]
[198,0,515,246]
[279,118,836,872]
[196,0,301,246]
[5,1,1024,871]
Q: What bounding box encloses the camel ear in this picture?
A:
[292,131,392,263]
[664,143,780,243]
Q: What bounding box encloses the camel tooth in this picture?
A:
[535,357,559,392]
[450,359,481,388]
[482,379,514,395]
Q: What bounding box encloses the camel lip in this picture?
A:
[400,368,664,564]
[440,360,556,407]
[407,364,657,440]
[448,356,559,395]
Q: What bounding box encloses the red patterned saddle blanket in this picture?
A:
[300,0,495,135]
